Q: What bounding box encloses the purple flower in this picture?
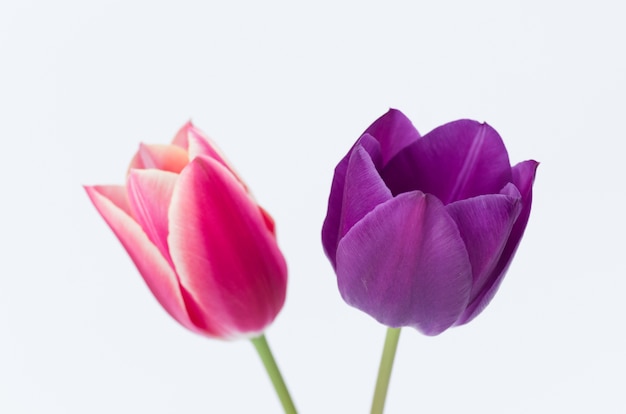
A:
[322,109,538,336]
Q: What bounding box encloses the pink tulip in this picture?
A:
[85,122,287,339]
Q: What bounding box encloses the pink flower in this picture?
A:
[85,122,287,339]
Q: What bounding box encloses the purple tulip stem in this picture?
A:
[371,327,402,414]
[251,335,298,414]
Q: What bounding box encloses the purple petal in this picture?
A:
[322,134,383,267]
[338,145,393,246]
[321,109,418,263]
[321,160,352,266]
[383,120,512,204]
[446,184,522,305]
[335,191,472,335]
[364,108,422,164]
[507,160,540,257]
[456,160,539,324]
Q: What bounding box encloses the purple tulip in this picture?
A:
[322,109,538,336]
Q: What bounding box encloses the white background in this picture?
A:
[1,1,624,413]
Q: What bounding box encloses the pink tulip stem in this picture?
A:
[251,334,297,414]
[371,327,402,414]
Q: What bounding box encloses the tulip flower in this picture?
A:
[322,109,538,336]
[323,109,537,414]
[85,122,288,338]
[85,122,296,413]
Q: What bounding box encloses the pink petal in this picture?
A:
[127,144,189,174]
[335,191,472,336]
[172,121,248,191]
[171,120,228,168]
[171,120,194,148]
[168,156,287,338]
[186,126,248,190]
[186,127,226,165]
[84,185,198,333]
[126,170,178,264]
[89,184,133,217]
[258,206,277,235]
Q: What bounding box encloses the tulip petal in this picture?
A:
[84,185,198,333]
[507,160,540,257]
[323,107,416,245]
[186,127,226,165]
[321,133,383,266]
[168,156,287,338]
[89,184,133,217]
[171,120,193,148]
[336,192,472,336]
[364,108,422,164]
[258,206,277,235]
[383,120,512,204]
[127,144,189,174]
[339,145,392,240]
[446,184,522,306]
[126,169,178,264]
[457,160,539,324]
[174,121,248,191]
[172,121,227,168]
[186,128,248,190]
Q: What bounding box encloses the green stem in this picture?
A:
[251,334,297,414]
[371,327,402,414]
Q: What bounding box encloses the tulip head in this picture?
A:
[86,122,287,339]
[322,109,538,336]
